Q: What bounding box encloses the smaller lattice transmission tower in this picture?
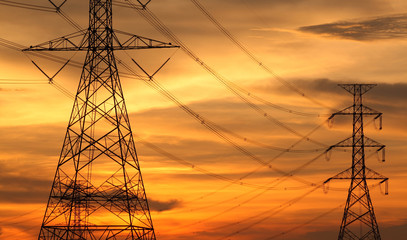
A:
[325,84,388,240]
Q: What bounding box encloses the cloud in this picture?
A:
[148,198,182,212]
[0,162,51,204]
[0,180,49,204]
[0,158,183,210]
[265,78,407,107]
[0,88,27,92]
[369,82,407,106]
[300,222,407,240]
[298,13,407,41]
[217,0,390,14]
[381,222,407,239]
[301,227,338,239]
[306,80,407,116]
[249,78,407,135]
[0,123,65,156]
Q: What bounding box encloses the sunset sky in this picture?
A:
[0,0,407,239]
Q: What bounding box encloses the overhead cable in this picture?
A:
[0,0,54,12]
[189,0,335,111]
[116,0,329,120]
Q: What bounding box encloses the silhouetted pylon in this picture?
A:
[325,84,388,240]
[24,0,176,239]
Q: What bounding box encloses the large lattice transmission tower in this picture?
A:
[325,84,388,240]
[24,0,176,239]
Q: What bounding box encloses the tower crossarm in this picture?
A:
[324,166,389,196]
[23,30,87,52]
[328,136,385,149]
[328,104,383,130]
[324,167,388,183]
[329,105,382,119]
[113,29,178,50]
[338,83,377,95]
[327,136,386,163]
[23,29,178,52]
[365,167,388,183]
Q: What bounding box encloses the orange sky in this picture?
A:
[0,0,407,239]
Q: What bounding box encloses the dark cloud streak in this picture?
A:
[148,198,182,212]
[299,13,407,41]
[270,78,407,105]
[0,124,65,156]
[0,174,50,204]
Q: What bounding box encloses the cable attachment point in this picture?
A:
[377,146,386,163]
[323,180,330,194]
[325,148,333,161]
[374,113,383,130]
[48,0,67,12]
[131,57,171,81]
[379,179,389,195]
[30,59,70,84]
[135,0,152,9]
[328,115,334,128]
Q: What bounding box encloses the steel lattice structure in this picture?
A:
[325,84,388,240]
[24,0,176,239]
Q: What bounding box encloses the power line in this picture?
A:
[0,223,41,239]
[13,52,322,196]
[206,149,385,239]
[167,185,281,233]
[0,4,364,239]
[116,0,330,121]
[0,36,146,82]
[265,203,343,240]
[1,4,354,205]
[189,0,334,110]
[23,29,333,197]
[0,207,43,225]
[164,150,380,233]
[0,0,55,12]
[144,78,332,188]
[12,52,340,231]
[228,80,330,117]
[54,67,337,198]
[0,79,48,84]
[136,135,327,191]
[114,0,337,157]
[38,1,333,160]
[169,183,270,215]
[47,0,83,31]
[207,184,321,239]
[1,35,331,191]
[162,139,380,236]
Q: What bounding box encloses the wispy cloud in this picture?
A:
[0,169,50,204]
[0,124,64,156]
[268,78,407,106]
[298,13,407,41]
[148,198,182,212]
